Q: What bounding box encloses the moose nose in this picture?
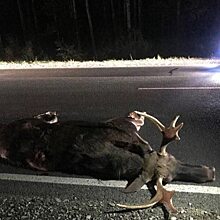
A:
[204,166,216,181]
[210,167,216,181]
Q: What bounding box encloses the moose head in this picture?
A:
[117,111,215,213]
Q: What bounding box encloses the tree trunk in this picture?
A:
[110,0,116,46]
[16,0,26,44]
[72,0,81,50]
[125,0,132,59]
[31,0,38,34]
[133,0,137,31]
[85,0,97,58]
[125,0,131,36]
[176,0,182,50]
[137,0,142,30]
[176,0,181,31]
[52,4,60,42]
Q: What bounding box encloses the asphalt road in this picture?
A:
[0,67,219,181]
[0,66,219,219]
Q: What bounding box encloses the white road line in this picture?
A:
[0,173,219,195]
[138,87,220,90]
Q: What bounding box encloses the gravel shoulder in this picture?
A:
[0,180,219,220]
[0,193,219,220]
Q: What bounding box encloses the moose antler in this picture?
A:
[128,111,145,131]
[117,113,184,213]
[134,111,183,156]
[134,111,165,132]
[117,177,177,213]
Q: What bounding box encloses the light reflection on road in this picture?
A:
[210,73,220,84]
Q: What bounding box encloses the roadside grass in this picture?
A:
[0,57,220,69]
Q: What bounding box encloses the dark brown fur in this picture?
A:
[0,114,215,191]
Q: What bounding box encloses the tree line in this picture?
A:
[0,0,219,61]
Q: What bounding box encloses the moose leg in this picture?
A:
[26,151,47,171]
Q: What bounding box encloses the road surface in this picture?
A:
[0,66,219,219]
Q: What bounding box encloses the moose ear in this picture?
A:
[123,176,146,193]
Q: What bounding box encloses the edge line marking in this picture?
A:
[0,173,219,195]
[138,87,220,90]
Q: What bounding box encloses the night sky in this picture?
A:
[0,0,220,61]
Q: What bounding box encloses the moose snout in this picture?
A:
[207,166,216,181]
[202,166,215,182]
[174,162,216,183]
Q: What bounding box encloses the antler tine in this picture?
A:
[159,116,183,156]
[170,115,180,128]
[169,116,184,141]
[117,177,177,213]
[174,123,183,141]
[134,111,165,132]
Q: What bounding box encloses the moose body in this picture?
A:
[0,111,216,218]
[0,115,149,180]
[0,111,215,185]
[47,121,146,180]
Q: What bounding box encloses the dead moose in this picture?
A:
[0,111,215,218]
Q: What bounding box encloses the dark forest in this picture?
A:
[0,0,220,61]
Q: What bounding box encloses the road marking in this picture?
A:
[0,173,219,195]
[138,87,220,90]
